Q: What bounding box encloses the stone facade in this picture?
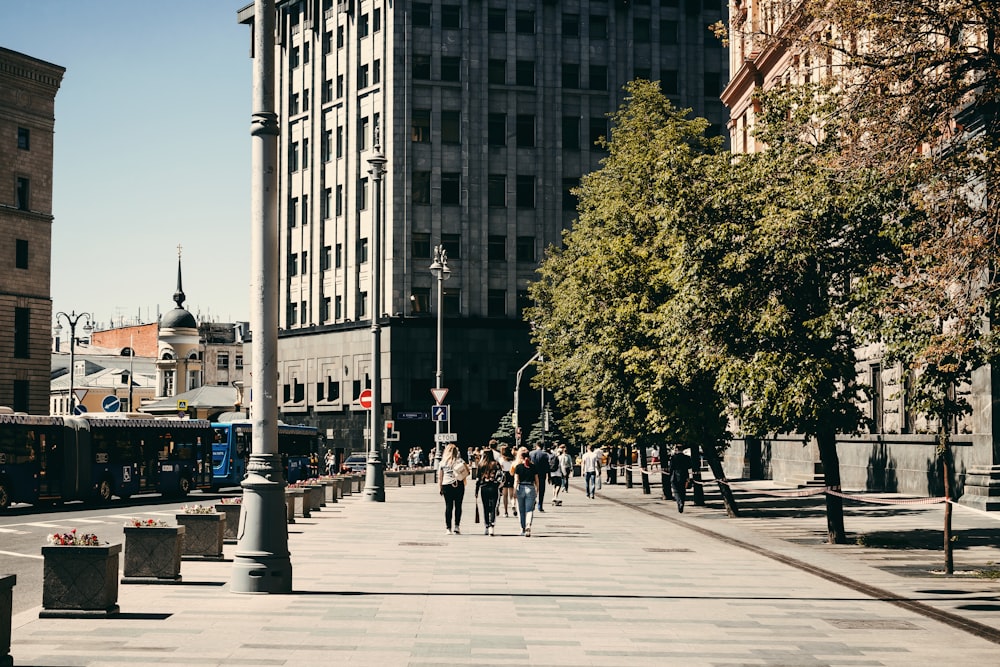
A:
[0,47,64,414]
[240,0,730,451]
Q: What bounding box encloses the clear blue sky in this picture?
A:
[2,0,253,331]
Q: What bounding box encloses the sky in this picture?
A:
[2,0,254,331]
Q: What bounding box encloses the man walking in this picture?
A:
[667,444,692,512]
[581,444,601,499]
[529,442,550,511]
[551,444,572,505]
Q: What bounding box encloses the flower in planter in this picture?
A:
[218,497,243,505]
[124,518,170,528]
[47,528,103,546]
[181,504,217,514]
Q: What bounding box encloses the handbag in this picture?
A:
[453,459,470,481]
[475,504,480,524]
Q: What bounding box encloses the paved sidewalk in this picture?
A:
[8,477,1000,666]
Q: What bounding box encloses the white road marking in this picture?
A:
[0,550,43,560]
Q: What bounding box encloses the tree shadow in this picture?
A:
[856,527,1000,551]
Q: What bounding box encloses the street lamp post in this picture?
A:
[363,141,387,502]
[429,246,450,466]
[54,311,93,415]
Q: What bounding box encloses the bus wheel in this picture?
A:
[178,476,192,497]
[0,481,9,510]
[97,478,114,503]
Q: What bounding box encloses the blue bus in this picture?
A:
[0,411,214,510]
[210,420,319,489]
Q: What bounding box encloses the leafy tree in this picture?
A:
[490,410,516,448]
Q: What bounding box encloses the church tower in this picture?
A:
[155,247,202,398]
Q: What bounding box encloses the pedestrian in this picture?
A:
[529,441,550,511]
[393,449,401,470]
[667,444,692,513]
[438,443,467,534]
[475,449,501,535]
[324,449,335,476]
[548,446,563,506]
[581,444,601,499]
[551,443,572,505]
[513,446,539,537]
[499,444,516,517]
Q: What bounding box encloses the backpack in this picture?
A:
[549,452,560,473]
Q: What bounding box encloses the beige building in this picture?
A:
[239,0,730,452]
[0,47,64,414]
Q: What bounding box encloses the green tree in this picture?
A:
[490,410,517,448]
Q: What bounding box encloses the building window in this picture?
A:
[413,171,431,204]
[322,129,332,161]
[488,8,506,32]
[488,113,506,146]
[516,236,536,263]
[288,302,298,328]
[590,117,608,146]
[589,65,608,91]
[516,175,535,209]
[443,289,461,316]
[590,15,608,40]
[441,173,461,205]
[442,4,460,29]
[358,177,369,210]
[14,307,29,358]
[705,72,721,97]
[373,59,381,85]
[290,92,300,115]
[488,59,506,85]
[15,239,28,269]
[441,56,461,82]
[563,177,580,211]
[17,127,29,150]
[15,177,29,210]
[336,185,344,216]
[335,295,343,319]
[516,115,534,147]
[660,20,679,46]
[337,24,344,48]
[360,12,370,37]
[359,116,369,150]
[413,2,431,27]
[337,74,344,97]
[322,188,331,219]
[290,46,300,68]
[562,63,580,88]
[484,237,507,265]
[516,60,535,87]
[442,233,461,259]
[359,63,369,88]
[515,10,534,34]
[414,54,431,80]
[412,232,431,258]
[336,125,343,157]
[488,175,506,207]
[411,287,430,314]
[289,197,299,228]
[289,142,300,172]
[488,289,507,317]
[235,354,244,370]
[412,109,431,142]
[563,117,580,149]
[217,352,230,370]
[441,110,461,144]
[661,70,679,95]
[562,13,579,37]
[336,243,343,268]
[374,8,382,32]
[12,380,27,412]
[323,30,333,54]
[321,297,331,323]
[288,253,299,277]
[635,66,651,81]
[635,18,651,43]
[517,290,532,317]
[359,291,368,318]
[322,245,332,271]
[359,237,369,263]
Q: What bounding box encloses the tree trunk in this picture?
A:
[816,428,847,544]
[625,445,634,488]
[637,440,651,495]
[700,441,740,517]
[691,442,705,506]
[941,431,954,575]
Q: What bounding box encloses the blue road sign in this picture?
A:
[102,395,121,413]
[73,404,87,415]
[431,405,449,422]
[397,411,429,420]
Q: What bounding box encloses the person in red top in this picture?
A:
[393,449,401,470]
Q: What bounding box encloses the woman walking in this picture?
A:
[476,449,501,535]
[438,443,466,534]
[513,447,540,537]
[499,444,516,517]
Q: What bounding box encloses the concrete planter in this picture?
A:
[122,526,185,584]
[304,484,324,510]
[286,488,309,518]
[284,490,297,523]
[334,477,345,498]
[352,475,363,493]
[175,513,225,560]
[339,476,353,496]
[40,544,121,618]
[1,574,13,667]
[214,503,242,544]
[319,479,338,503]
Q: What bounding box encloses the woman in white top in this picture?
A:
[499,444,516,517]
[437,443,465,534]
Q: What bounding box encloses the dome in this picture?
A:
[161,307,197,329]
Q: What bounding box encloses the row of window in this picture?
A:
[215,352,244,370]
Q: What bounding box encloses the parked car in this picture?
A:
[341,454,367,473]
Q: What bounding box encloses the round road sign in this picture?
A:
[358,388,373,409]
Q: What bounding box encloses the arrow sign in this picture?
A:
[431,405,449,422]
[430,387,449,405]
[102,395,121,413]
[358,388,373,409]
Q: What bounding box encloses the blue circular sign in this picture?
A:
[73,404,87,415]
[102,395,121,413]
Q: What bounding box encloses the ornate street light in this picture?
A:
[54,311,93,414]
[429,246,451,465]
[363,140,387,502]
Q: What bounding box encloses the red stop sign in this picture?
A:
[358,389,373,409]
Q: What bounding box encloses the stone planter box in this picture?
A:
[286,488,309,518]
[305,484,324,510]
[319,479,338,503]
[340,476,353,496]
[122,526,185,584]
[333,477,345,499]
[40,543,121,618]
[284,490,296,523]
[214,503,242,544]
[352,475,363,493]
[175,513,225,560]
[386,472,401,488]
[1,574,14,667]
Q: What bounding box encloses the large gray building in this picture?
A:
[239,0,729,454]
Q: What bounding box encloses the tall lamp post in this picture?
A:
[363,140,387,502]
[429,246,450,465]
[54,311,93,415]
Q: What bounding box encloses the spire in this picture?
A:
[173,244,186,309]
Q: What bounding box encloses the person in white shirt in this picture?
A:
[581,444,602,499]
[551,444,573,505]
